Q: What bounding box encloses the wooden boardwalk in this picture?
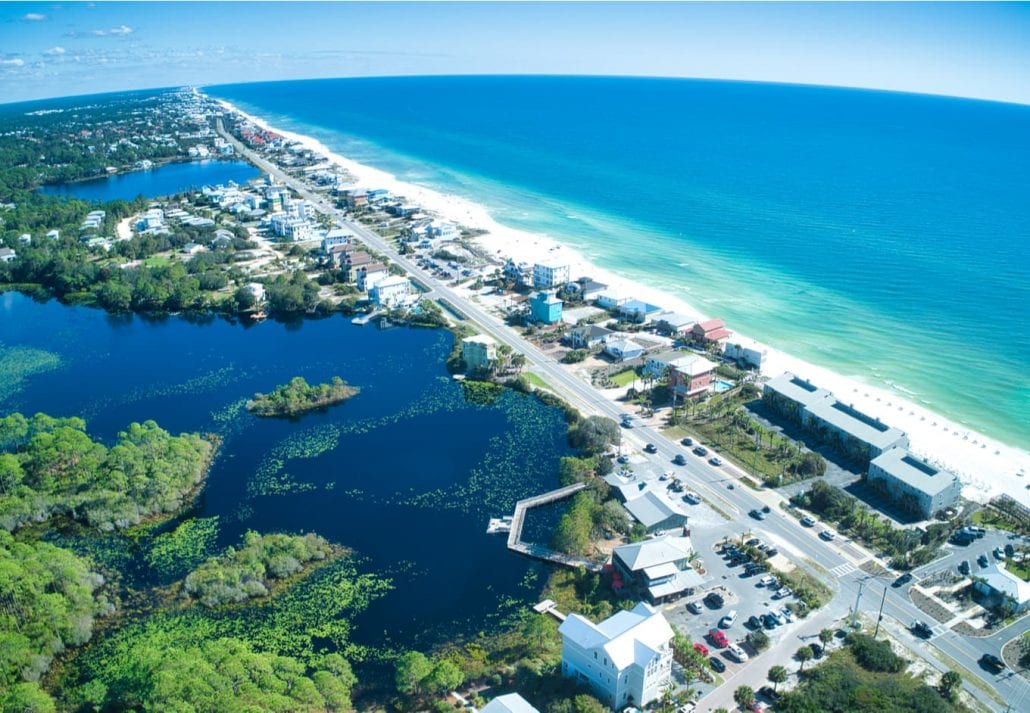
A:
[506,482,602,572]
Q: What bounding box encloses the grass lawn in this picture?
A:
[971,508,1029,537]
[1007,559,1030,582]
[610,369,638,387]
[524,372,552,391]
[143,255,172,267]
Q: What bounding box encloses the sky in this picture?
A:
[1,2,1028,105]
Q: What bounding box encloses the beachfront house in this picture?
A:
[533,262,570,289]
[461,334,498,373]
[559,602,674,709]
[321,230,352,254]
[973,564,1030,614]
[596,291,632,310]
[566,324,614,350]
[668,355,717,398]
[603,338,645,362]
[643,350,684,380]
[530,291,563,324]
[691,318,732,347]
[370,275,414,309]
[503,258,533,287]
[572,277,609,302]
[617,299,663,324]
[612,535,703,604]
[867,448,962,519]
[654,312,696,337]
[480,694,540,713]
[723,337,768,369]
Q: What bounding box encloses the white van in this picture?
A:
[727,644,749,662]
[719,610,738,628]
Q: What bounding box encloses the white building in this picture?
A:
[533,262,570,289]
[244,283,266,302]
[461,334,498,373]
[559,601,674,709]
[723,336,768,369]
[370,275,413,309]
[0,247,16,263]
[480,693,539,713]
[603,338,645,362]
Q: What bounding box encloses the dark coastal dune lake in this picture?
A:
[39,159,260,202]
[0,293,569,646]
[211,76,1030,449]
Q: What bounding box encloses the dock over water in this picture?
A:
[505,482,602,572]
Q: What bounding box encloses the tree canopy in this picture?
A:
[246,377,359,418]
[0,413,214,532]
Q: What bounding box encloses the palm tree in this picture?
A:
[819,628,834,648]
[796,645,814,671]
[767,664,788,692]
[733,685,756,710]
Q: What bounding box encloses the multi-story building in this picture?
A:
[668,355,717,398]
[370,275,413,309]
[356,264,390,292]
[867,448,962,519]
[802,398,909,467]
[529,291,563,324]
[612,535,702,604]
[762,372,833,425]
[559,602,674,709]
[532,262,570,289]
[691,318,732,346]
[461,334,498,373]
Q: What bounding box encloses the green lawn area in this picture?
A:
[971,508,1029,537]
[524,372,552,391]
[1007,559,1030,582]
[143,255,172,267]
[609,369,638,387]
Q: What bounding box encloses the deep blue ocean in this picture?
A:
[208,76,1030,449]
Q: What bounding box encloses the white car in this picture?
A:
[683,491,702,505]
[758,575,777,588]
[727,644,749,662]
[780,607,795,622]
[820,529,837,541]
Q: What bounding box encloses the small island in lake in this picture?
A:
[246,376,359,417]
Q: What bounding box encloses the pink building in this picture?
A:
[668,355,717,398]
[691,318,732,346]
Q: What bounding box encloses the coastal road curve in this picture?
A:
[220,120,1030,710]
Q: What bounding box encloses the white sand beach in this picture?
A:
[215,97,1030,507]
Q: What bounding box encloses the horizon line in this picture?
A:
[3,72,1029,110]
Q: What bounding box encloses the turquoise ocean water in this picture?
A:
[208,77,1030,449]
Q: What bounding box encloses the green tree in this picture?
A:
[395,651,433,695]
[819,628,834,647]
[734,685,756,709]
[796,645,814,671]
[426,658,464,693]
[0,682,56,713]
[768,664,788,692]
[567,415,621,456]
[939,670,961,702]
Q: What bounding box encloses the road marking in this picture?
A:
[830,563,857,577]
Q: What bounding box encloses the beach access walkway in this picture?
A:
[506,482,602,571]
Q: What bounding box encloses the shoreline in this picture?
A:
[211,95,1030,506]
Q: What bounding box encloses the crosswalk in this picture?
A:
[830,562,857,577]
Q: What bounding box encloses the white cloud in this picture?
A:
[0,58,26,66]
[93,25,134,37]
[22,13,47,22]
[46,46,67,56]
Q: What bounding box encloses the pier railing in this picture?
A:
[506,482,602,572]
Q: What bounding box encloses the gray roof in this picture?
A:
[624,492,685,529]
[647,349,684,366]
[870,448,960,497]
[615,536,693,572]
[571,324,613,338]
[481,694,540,713]
[805,398,908,451]
[764,372,833,408]
[655,312,695,329]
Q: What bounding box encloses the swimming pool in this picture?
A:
[713,378,735,393]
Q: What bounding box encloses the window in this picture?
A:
[593,652,597,659]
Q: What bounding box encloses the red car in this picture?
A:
[693,642,709,657]
[707,628,729,648]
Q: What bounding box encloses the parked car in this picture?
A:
[1005,543,1015,557]
[892,572,913,588]
[978,553,990,568]
[693,642,709,657]
[780,607,795,623]
[617,454,630,464]
[746,615,762,629]
[994,547,1006,560]
[709,456,724,466]
[746,538,762,547]
[709,656,726,673]
[800,516,816,527]
[959,560,971,575]
[727,644,749,663]
[693,445,709,456]
[681,437,694,446]
[765,547,779,557]
[773,587,792,599]
[819,529,836,541]
[719,610,738,628]
[705,592,725,608]
[707,628,729,648]
[980,653,1005,672]
[659,471,671,481]
[687,601,703,615]
[683,491,702,505]
[673,454,687,466]
[645,443,658,454]
[911,620,932,638]
[757,686,781,702]
[749,509,767,521]
[758,575,777,588]
[761,613,779,629]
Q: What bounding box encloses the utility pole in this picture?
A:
[874,587,888,637]
[851,578,867,629]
